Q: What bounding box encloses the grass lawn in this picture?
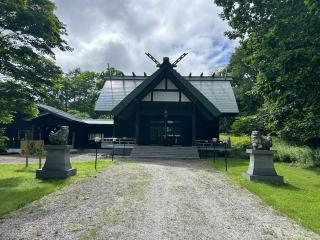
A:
[207,158,320,234]
[0,159,113,217]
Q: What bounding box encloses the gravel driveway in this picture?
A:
[0,159,318,240]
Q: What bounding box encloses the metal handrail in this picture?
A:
[102,137,136,145]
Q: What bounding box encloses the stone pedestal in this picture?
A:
[243,149,283,183]
[36,145,77,179]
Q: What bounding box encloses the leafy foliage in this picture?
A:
[230,115,263,136]
[215,0,320,143]
[67,109,90,119]
[97,67,123,90]
[220,134,251,158]
[229,47,262,115]
[273,138,320,167]
[0,0,70,141]
[0,128,8,151]
[43,67,123,117]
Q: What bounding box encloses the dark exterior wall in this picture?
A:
[115,101,220,146]
[81,125,113,148]
[196,112,219,140]
[32,114,113,149]
[114,116,135,138]
[3,112,113,150]
[3,114,32,148]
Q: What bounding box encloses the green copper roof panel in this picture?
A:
[95,79,143,112]
[95,77,239,114]
[189,80,239,114]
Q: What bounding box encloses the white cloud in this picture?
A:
[53,0,238,75]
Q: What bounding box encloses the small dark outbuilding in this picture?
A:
[4,104,113,150]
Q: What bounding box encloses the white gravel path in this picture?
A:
[0,159,318,240]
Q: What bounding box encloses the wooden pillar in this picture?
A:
[192,103,196,146]
[72,131,75,147]
[113,116,116,137]
[135,104,140,145]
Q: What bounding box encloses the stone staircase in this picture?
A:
[129,145,200,160]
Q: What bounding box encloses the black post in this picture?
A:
[39,157,42,169]
[123,142,126,156]
[205,141,207,158]
[213,144,215,164]
[26,156,28,168]
[95,142,98,170]
[225,142,228,171]
[112,141,115,161]
[164,110,168,146]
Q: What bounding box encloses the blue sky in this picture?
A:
[54,0,238,76]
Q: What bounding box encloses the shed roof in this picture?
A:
[36,104,114,125]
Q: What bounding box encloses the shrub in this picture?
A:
[221,134,320,167]
[220,134,251,158]
[0,129,8,152]
[67,109,90,119]
[273,138,320,167]
[230,115,263,135]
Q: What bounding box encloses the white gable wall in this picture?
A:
[142,78,190,102]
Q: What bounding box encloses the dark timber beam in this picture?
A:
[113,116,116,137]
[135,103,140,144]
[192,102,196,146]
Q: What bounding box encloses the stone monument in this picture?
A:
[36,126,77,179]
[243,131,283,183]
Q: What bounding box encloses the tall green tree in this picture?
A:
[229,46,261,115]
[0,0,70,123]
[44,68,98,116]
[215,0,320,143]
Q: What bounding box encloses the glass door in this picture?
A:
[149,120,183,145]
[150,120,165,145]
[166,120,182,145]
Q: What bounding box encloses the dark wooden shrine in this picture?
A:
[95,56,238,146]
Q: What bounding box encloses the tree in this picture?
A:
[44,69,98,115]
[228,46,262,115]
[97,67,123,90]
[0,0,70,122]
[44,66,123,117]
[67,109,90,119]
[215,0,320,143]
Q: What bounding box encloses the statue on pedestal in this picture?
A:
[36,126,77,179]
[48,126,69,145]
[243,131,283,183]
[251,131,272,150]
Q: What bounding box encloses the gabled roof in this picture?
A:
[35,104,113,125]
[95,58,239,116]
[112,61,222,116]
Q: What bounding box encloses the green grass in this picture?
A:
[0,159,113,217]
[207,158,320,234]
